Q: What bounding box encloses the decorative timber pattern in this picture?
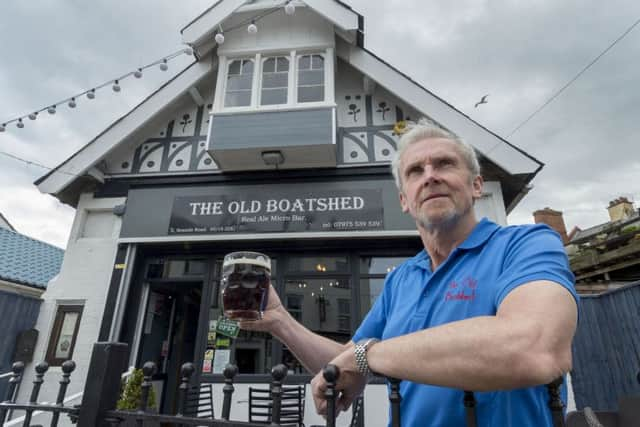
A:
[336,93,431,165]
[104,92,434,176]
[105,103,219,175]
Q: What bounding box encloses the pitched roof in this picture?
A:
[35,0,542,206]
[0,227,64,289]
[570,211,640,244]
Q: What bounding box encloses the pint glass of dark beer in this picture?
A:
[221,251,271,321]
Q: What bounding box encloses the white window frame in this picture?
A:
[222,56,257,109]
[259,55,292,107]
[213,47,335,114]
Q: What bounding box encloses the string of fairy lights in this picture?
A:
[0,0,298,134]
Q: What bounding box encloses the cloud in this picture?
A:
[2,0,640,246]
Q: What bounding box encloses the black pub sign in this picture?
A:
[169,189,384,234]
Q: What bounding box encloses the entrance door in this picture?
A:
[137,281,201,413]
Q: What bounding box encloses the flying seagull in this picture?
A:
[474,94,489,108]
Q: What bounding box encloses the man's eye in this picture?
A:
[406,166,422,176]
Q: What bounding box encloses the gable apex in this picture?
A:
[181,0,363,58]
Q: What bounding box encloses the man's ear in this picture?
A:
[472,175,484,199]
[399,191,409,213]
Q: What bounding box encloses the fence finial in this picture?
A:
[322,364,340,427]
[221,363,238,420]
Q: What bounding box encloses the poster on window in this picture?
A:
[55,312,78,359]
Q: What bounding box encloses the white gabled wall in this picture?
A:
[217,7,334,56]
[13,193,126,426]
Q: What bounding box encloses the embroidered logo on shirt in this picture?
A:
[445,276,478,301]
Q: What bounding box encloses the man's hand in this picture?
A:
[311,345,367,417]
[238,285,286,333]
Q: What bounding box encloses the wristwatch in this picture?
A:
[354,338,380,376]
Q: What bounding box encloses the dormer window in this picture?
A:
[214,48,334,113]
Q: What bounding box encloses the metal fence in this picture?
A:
[0,342,569,427]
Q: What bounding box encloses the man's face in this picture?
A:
[398,138,483,230]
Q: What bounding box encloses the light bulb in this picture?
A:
[285,2,295,15]
[68,98,77,108]
[0,123,5,132]
[112,80,121,92]
[134,68,143,78]
[47,106,56,115]
[28,112,38,120]
[159,59,168,71]
[247,22,258,34]
[215,32,225,44]
[87,89,96,100]
[16,119,24,129]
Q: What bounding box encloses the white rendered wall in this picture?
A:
[217,7,334,57]
[12,193,126,426]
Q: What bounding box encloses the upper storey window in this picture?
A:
[297,54,325,103]
[224,59,254,108]
[215,49,333,112]
[261,56,289,106]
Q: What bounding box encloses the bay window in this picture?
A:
[216,49,332,111]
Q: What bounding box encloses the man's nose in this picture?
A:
[420,165,440,185]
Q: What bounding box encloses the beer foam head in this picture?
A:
[223,252,271,271]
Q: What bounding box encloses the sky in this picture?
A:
[1,0,640,249]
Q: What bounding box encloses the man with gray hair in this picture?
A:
[242,120,578,426]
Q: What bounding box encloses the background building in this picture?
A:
[0,215,64,399]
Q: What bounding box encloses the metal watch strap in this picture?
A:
[355,338,379,375]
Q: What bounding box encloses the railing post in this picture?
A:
[322,364,339,427]
[221,364,238,420]
[269,364,287,426]
[176,362,195,416]
[547,377,566,427]
[0,361,24,424]
[463,391,478,427]
[23,361,49,426]
[388,378,402,427]
[50,360,77,427]
[77,342,129,427]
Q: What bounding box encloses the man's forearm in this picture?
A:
[271,307,350,374]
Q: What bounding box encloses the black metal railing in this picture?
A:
[0,341,572,427]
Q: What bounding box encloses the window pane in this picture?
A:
[242,59,254,74]
[298,55,311,70]
[312,55,324,69]
[298,86,324,103]
[227,75,253,91]
[277,57,289,72]
[224,91,251,107]
[283,277,352,373]
[359,257,407,275]
[263,73,288,89]
[228,60,241,75]
[55,312,79,359]
[286,256,349,273]
[263,58,276,73]
[359,278,385,319]
[298,70,324,86]
[261,88,287,105]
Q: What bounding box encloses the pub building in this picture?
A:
[19,1,544,425]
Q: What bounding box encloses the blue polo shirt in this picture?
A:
[353,218,578,427]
